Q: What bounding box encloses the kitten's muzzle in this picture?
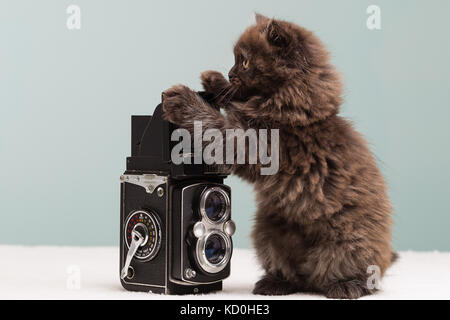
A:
[229,75,241,87]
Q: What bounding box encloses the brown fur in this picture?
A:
[162,14,394,299]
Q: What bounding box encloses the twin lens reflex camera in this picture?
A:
[119,94,235,294]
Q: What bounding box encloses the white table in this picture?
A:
[1,246,449,299]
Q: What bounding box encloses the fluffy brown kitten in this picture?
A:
[162,14,394,299]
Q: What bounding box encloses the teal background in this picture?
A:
[1,0,449,250]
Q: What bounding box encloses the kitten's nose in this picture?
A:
[228,69,237,81]
[229,75,240,86]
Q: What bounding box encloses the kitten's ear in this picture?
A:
[266,20,292,48]
[255,12,270,25]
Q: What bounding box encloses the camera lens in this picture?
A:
[205,191,227,221]
[204,233,227,265]
[196,231,232,273]
[200,187,230,223]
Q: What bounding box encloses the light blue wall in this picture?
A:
[1,0,449,250]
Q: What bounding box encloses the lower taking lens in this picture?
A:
[204,234,226,265]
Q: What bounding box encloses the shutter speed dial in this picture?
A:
[125,210,161,260]
[121,210,161,279]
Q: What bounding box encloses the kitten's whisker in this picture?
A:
[212,85,232,101]
[220,86,237,105]
[217,86,234,104]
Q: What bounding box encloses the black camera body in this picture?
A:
[119,96,234,294]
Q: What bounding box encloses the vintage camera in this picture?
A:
[119,94,235,294]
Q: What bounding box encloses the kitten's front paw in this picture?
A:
[325,279,372,299]
[201,70,230,96]
[252,274,298,296]
[162,85,198,126]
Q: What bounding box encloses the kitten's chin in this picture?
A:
[231,84,256,101]
[234,87,262,102]
[232,89,249,102]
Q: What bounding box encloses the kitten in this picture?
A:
[162,14,395,299]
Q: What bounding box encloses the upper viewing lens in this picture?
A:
[204,190,227,222]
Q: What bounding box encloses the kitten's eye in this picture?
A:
[242,59,250,69]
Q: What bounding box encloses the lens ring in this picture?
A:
[199,187,230,223]
[195,231,232,274]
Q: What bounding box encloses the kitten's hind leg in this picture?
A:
[252,273,299,296]
[325,278,373,299]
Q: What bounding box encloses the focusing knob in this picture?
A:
[224,220,236,236]
[193,221,206,238]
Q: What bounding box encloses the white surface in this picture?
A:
[0,245,449,299]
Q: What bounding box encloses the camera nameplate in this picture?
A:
[120,174,167,194]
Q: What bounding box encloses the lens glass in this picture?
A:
[204,234,226,265]
[204,190,227,222]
